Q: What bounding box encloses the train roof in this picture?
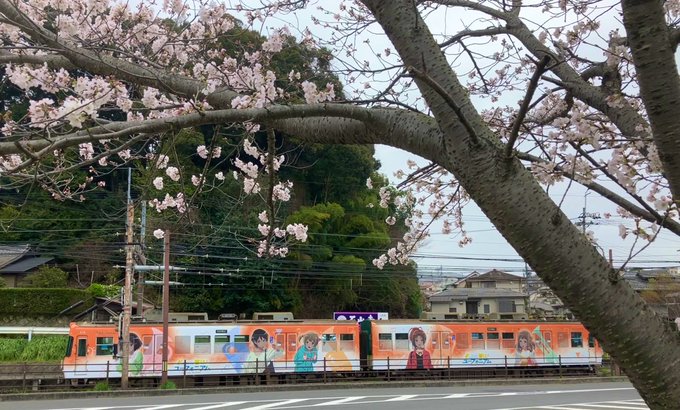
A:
[70,318,582,327]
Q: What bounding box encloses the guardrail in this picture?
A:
[0,327,69,340]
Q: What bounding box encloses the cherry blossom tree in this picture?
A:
[1,0,680,406]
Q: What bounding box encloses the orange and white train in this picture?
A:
[62,319,602,381]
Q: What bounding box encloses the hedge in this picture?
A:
[0,288,93,316]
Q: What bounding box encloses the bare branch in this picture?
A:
[505,55,550,159]
[406,66,479,144]
[439,26,508,48]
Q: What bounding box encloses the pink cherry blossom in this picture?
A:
[166,166,180,181]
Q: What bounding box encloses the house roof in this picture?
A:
[429,287,528,302]
[0,257,53,274]
[0,244,30,269]
[466,269,525,282]
[453,270,480,287]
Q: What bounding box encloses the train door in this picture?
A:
[152,334,164,373]
[286,333,298,369]
[74,336,88,375]
[430,331,443,367]
[274,333,286,369]
[441,330,452,367]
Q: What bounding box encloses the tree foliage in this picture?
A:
[23,266,69,288]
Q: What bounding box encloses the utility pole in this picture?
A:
[121,201,134,389]
[582,190,588,235]
[136,201,147,318]
[161,230,170,385]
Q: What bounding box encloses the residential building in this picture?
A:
[0,244,53,287]
[424,269,528,320]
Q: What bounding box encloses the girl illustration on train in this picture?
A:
[516,330,537,366]
[294,332,320,372]
[405,327,432,369]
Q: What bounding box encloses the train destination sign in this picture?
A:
[333,312,389,322]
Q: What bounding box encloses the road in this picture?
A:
[0,382,646,410]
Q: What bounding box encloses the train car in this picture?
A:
[362,320,603,370]
[62,320,360,381]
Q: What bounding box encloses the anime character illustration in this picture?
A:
[516,330,537,366]
[405,327,433,370]
[243,328,283,373]
[294,332,320,372]
[116,333,144,375]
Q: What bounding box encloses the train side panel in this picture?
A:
[63,321,360,380]
[368,321,603,370]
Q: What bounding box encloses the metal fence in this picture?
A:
[0,356,619,393]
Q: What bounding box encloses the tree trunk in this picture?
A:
[362,1,680,408]
[622,0,680,202]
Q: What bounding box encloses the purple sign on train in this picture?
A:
[333,312,389,322]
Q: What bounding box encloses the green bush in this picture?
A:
[24,266,69,288]
[0,277,6,288]
[0,288,91,316]
[159,380,176,390]
[87,283,121,298]
[93,381,110,391]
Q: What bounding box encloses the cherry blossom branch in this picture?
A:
[569,142,665,223]
[0,104,380,156]
[0,50,75,69]
[0,0,237,104]
[517,151,680,236]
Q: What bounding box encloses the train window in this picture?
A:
[215,336,230,353]
[395,333,409,350]
[96,337,115,355]
[194,335,211,354]
[558,332,569,348]
[234,335,249,343]
[502,332,515,349]
[487,332,500,349]
[143,336,152,353]
[77,338,87,357]
[287,334,297,352]
[544,331,553,348]
[456,333,469,349]
[571,332,583,348]
[340,333,354,351]
[378,333,393,350]
[588,334,596,348]
[65,336,73,357]
[322,334,337,352]
[442,332,451,348]
[175,336,191,354]
[471,333,484,349]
